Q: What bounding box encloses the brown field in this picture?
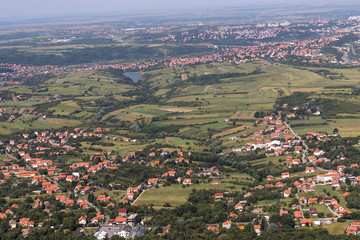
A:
[212,125,246,138]
[292,88,324,93]
[231,111,256,119]
[161,108,193,113]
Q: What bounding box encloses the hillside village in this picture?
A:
[1,7,360,239]
[1,102,360,239]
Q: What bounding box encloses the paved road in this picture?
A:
[295,193,304,219]
[133,189,149,204]
[314,218,337,222]
[6,152,19,161]
[284,122,308,163]
[326,205,336,216]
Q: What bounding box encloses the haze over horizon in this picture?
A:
[2,0,359,20]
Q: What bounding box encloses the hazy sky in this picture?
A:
[1,0,352,19]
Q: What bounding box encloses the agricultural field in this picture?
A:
[2,62,360,164]
[322,222,349,235]
[0,117,81,134]
[135,183,244,207]
[3,8,360,240]
[329,119,360,137]
[93,189,126,202]
[79,140,148,156]
[310,204,333,217]
[316,185,346,206]
[2,62,360,141]
[223,173,255,184]
[49,100,81,116]
[250,156,288,166]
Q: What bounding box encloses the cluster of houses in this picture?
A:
[347,222,360,235]
[0,128,122,183]
[2,17,359,88]
[282,103,321,116]
[232,118,299,154]
[93,208,145,239]
[0,106,47,123]
[0,105,359,239]
[0,199,74,236]
[78,212,105,225]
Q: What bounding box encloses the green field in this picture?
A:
[0,117,80,134]
[322,222,349,235]
[93,189,126,202]
[316,185,346,206]
[2,62,360,142]
[49,100,81,116]
[79,140,148,156]
[329,119,360,137]
[136,183,244,207]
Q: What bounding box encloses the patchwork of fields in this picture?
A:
[1,62,360,164]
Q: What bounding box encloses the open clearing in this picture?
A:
[322,222,349,235]
[161,108,193,113]
[136,183,244,207]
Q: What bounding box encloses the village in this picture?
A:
[1,7,360,239]
[1,99,360,239]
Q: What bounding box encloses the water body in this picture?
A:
[124,72,142,83]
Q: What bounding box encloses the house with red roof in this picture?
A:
[280,210,288,216]
[347,226,358,235]
[283,190,291,198]
[80,186,90,195]
[207,226,219,232]
[222,221,232,229]
[97,195,111,202]
[78,216,86,225]
[333,204,345,213]
[337,165,345,172]
[235,203,244,211]
[254,225,261,235]
[267,175,274,180]
[213,193,223,199]
[148,178,158,185]
[91,217,99,224]
[299,196,308,205]
[308,198,318,204]
[306,167,315,173]
[301,219,314,227]
[183,178,192,185]
[19,218,34,228]
[118,209,127,217]
[294,211,302,219]
[281,172,290,179]
[115,216,127,225]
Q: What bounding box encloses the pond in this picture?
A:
[124,72,142,83]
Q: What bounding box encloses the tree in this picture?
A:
[88,192,95,203]
[163,203,171,207]
[62,217,76,231]
[345,177,351,185]
[111,236,126,240]
[267,223,278,232]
